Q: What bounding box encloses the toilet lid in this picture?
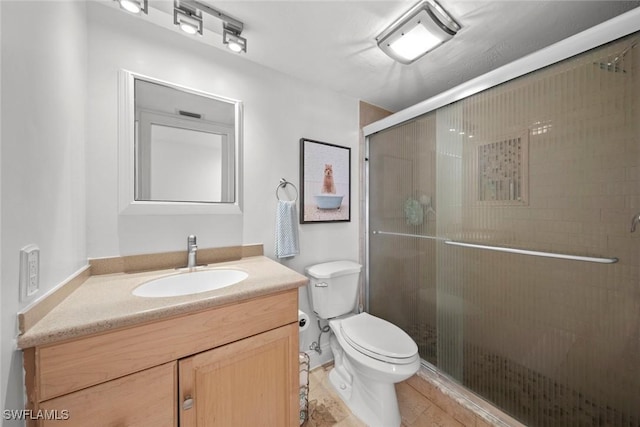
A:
[339,313,418,363]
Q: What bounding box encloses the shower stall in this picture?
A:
[366,29,640,427]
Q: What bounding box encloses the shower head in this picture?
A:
[594,38,637,73]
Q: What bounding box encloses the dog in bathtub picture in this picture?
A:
[322,164,336,194]
[301,139,350,222]
[315,163,343,210]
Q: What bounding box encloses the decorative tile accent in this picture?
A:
[477,133,528,205]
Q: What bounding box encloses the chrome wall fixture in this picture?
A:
[377,0,460,64]
[114,0,246,53]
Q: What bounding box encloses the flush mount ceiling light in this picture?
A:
[174,1,203,36]
[115,0,147,15]
[377,0,460,65]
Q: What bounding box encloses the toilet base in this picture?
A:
[328,334,403,427]
[328,364,402,427]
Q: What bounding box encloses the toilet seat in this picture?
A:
[339,313,418,364]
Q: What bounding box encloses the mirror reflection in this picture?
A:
[134,78,237,203]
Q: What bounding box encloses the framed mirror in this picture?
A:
[118,70,243,214]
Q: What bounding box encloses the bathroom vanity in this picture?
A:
[19,254,307,427]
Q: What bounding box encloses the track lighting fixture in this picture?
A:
[115,0,247,53]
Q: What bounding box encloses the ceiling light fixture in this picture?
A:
[116,0,147,15]
[117,0,247,53]
[377,0,460,65]
[174,1,203,36]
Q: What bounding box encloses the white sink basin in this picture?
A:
[133,269,248,298]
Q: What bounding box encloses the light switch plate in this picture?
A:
[20,244,40,302]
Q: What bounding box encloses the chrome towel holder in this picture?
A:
[276,178,298,202]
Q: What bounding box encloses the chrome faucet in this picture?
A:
[187,235,198,269]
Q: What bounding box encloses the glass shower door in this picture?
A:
[368,114,439,367]
[367,31,640,427]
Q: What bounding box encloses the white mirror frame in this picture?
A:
[118,69,243,215]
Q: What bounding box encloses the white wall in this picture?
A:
[1,1,88,424]
[86,5,359,365]
[0,0,4,415]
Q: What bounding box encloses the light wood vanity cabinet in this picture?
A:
[24,289,299,427]
[38,362,177,427]
[179,324,298,426]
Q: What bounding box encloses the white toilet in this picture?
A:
[305,261,420,427]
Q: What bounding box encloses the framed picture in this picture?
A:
[300,138,351,223]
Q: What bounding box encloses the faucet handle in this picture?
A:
[188,235,197,245]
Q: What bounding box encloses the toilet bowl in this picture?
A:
[305,261,420,427]
[328,313,420,427]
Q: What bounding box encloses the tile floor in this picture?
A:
[303,364,469,427]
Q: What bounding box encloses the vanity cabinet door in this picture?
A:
[179,323,298,427]
[37,362,177,427]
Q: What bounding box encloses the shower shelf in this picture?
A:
[371,230,618,264]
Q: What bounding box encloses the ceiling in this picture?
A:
[148,1,640,112]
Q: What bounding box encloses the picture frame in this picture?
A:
[300,138,351,223]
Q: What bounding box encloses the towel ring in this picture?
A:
[276,178,298,202]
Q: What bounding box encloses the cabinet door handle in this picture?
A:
[315,282,328,287]
[183,396,194,411]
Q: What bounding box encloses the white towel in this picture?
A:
[275,200,300,258]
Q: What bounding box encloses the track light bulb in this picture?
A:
[227,41,243,53]
[180,22,198,35]
[118,0,147,15]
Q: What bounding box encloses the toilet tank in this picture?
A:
[305,261,362,319]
